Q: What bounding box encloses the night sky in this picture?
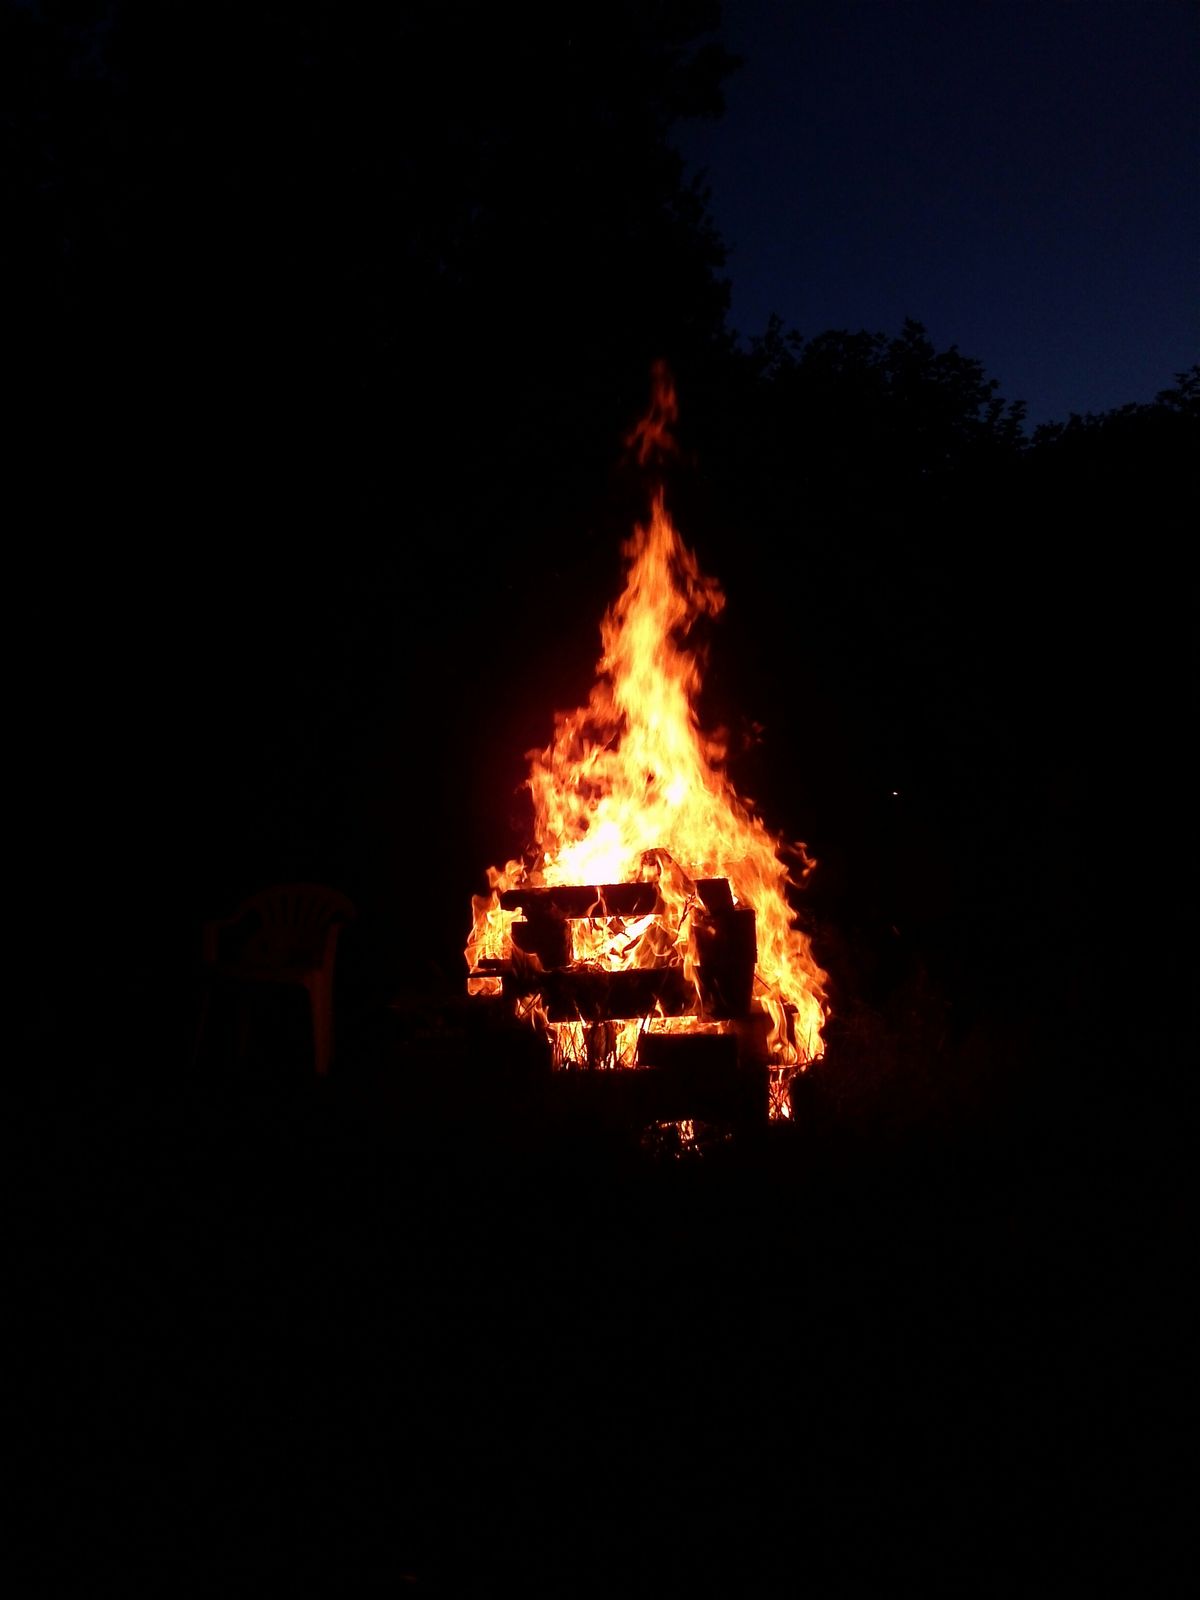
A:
[675,0,1199,426]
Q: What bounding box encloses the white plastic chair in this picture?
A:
[194,882,356,1076]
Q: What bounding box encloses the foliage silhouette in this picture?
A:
[6,1,1193,1091]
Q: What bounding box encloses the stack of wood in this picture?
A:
[471,875,756,1025]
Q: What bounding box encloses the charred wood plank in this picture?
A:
[695,878,735,912]
[495,964,697,1021]
[499,882,661,918]
[695,906,757,1018]
[511,915,570,969]
[499,876,739,919]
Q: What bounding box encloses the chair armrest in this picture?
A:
[201,910,249,964]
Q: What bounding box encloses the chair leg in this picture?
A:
[234,995,252,1063]
[191,984,211,1070]
[311,986,332,1076]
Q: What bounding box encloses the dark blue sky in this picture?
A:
[674,0,1198,426]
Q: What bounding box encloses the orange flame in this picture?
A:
[467,367,828,1109]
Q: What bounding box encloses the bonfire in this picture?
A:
[466,365,828,1119]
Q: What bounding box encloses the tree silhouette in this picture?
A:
[6,3,739,532]
[6,1,746,1009]
[7,1,1192,1072]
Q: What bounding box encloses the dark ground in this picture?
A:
[21,965,1190,1593]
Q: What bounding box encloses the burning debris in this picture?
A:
[466,366,828,1123]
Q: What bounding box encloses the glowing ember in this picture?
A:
[466,365,828,1117]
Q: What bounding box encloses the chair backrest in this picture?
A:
[239,882,356,970]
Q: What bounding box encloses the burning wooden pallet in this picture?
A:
[468,874,772,1129]
[464,367,828,1132]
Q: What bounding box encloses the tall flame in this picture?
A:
[467,367,827,1101]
